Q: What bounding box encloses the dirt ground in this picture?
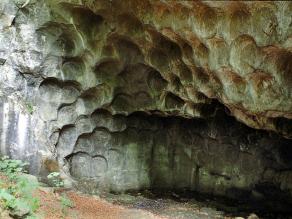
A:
[0,173,258,219]
[0,186,263,219]
[36,189,165,219]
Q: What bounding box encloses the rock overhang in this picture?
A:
[0,0,292,212]
[35,0,292,138]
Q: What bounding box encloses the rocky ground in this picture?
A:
[0,166,288,219]
[0,180,264,219]
[35,189,163,219]
[2,185,163,219]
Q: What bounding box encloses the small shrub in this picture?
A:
[60,194,74,217]
[0,156,28,179]
[47,172,64,187]
[60,194,74,208]
[0,156,40,217]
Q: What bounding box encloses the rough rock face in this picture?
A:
[41,0,292,137]
[0,0,292,211]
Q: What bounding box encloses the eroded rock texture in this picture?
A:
[40,0,292,137]
[0,0,292,211]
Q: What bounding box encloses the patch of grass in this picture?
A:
[60,194,74,217]
[60,194,74,208]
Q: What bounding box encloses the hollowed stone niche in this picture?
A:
[0,0,291,212]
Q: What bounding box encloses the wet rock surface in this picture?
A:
[0,0,291,215]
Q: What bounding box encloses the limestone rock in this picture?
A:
[0,207,13,219]
[37,0,292,138]
[9,205,30,219]
[247,213,259,219]
[0,0,291,213]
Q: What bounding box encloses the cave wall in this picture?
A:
[66,109,292,208]
[0,0,292,208]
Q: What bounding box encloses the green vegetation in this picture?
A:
[0,156,39,218]
[25,102,34,114]
[0,156,28,178]
[60,194,74,217]
[47,171,64,187]
[0,157,75,218]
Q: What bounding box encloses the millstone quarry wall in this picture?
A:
[0,0,292,209]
